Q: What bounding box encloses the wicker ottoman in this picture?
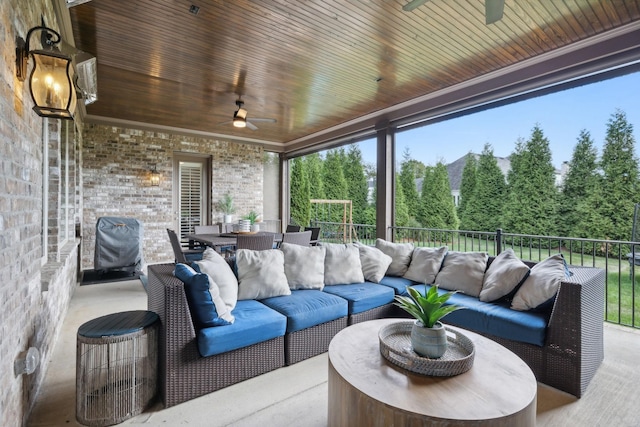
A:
[76,310,159,426]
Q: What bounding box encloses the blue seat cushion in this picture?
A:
[378,276,417,296]
[323,283,395,315]
[410,285,548,347]
[260,290,348,333]
[197,300,286,357]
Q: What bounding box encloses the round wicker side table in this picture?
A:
[76,310,159,426]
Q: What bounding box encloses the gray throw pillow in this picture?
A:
[375,239,414,277]
[280,242,326,290]
[236,249,291,300]
[403,246,448,284]
[479,249,530,302]
[323,243,365,285]
[511,254,566,311]
[435,251,489,297]
[354,242,393,283]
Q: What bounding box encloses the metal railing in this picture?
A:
[311,221,640,329]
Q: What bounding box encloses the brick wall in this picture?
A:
[81,124,265,269]
[1,1,81,426]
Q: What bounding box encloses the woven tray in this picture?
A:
[379,321,475,377]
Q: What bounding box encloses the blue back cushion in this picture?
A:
[174,263,232,329]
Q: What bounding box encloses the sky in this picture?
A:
[359,70,640,169]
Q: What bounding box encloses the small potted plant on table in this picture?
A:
[394,286,463,358]
[243,210,261,232]
[217,193,236,224]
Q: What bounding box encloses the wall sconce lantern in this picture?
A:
[16,26,77,120]
[150,165,160,186]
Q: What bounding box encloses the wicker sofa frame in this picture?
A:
[441,263,605,398]
[148,260,605,407]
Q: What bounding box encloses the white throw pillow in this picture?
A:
[194,247,238,310]
[375,239,414,277]
[435,251,489,297]
[323,243,365,285]
[511,254,566,311]
[354,242,392,283]
[479,249,530,302]
[236,249,291,300]
[280,242,326,290]
[403,246,448,284]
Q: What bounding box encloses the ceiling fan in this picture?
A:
[403,0,505,25]
[219,99,277,131]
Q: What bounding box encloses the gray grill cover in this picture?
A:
[94,217,144,273]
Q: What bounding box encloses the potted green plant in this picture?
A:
[394,286,463,358]
[217,193,236,223]
[243,210,261,231]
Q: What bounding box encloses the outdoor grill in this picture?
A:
[94,217,144,274]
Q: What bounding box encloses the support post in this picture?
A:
[375,120,394,241]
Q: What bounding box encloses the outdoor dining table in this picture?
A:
[185,232,283,253]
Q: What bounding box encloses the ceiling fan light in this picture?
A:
[233,108,247,128]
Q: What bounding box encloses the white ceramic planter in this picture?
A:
[410,321,448,358]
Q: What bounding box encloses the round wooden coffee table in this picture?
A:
[328,319,537,426]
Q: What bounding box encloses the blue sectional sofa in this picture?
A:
[147,240,605,407]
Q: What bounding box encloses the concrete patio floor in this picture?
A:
[27,276,640,426]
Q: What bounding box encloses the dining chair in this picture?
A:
[306,227,321,246]
[281,230,312,246]
[166,228,204,263]
[285,224,302,232]
[194,225,220,234]
[235,234,276,251]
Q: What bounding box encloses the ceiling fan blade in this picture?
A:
[248,118,277,123]
[485,0,505,24]
[218,120,232,126]
[402,0,429,12]
[245,121,259,131]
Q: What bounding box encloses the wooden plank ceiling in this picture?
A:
[68,0,640,151]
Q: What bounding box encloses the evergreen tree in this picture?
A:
[418,163,458,233]
[573,110,638,252]
[289,157,310,226]
[344,145,370,225]
[399,148,421,219]
[457,153,477,230]
[462,144,507,232]
[560,130,598,237]
[395,174,409,227]
[322,149,348,223]
[502,126,559,236]
[305,153,325,200]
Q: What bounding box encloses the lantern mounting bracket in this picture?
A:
[16,26,62,82]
